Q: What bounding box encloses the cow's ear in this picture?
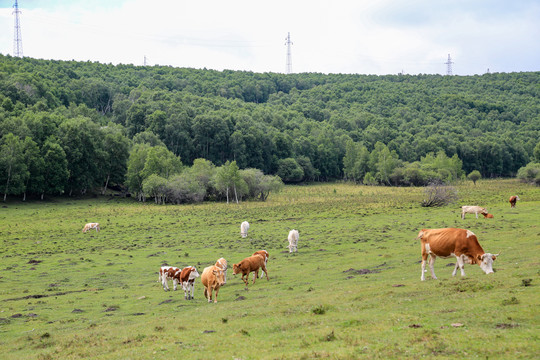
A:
[492,255,497,260]
[477,254,483,262]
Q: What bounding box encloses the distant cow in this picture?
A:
[233,255,269,288]
[483,213,494,219]
[82,222,100,233]
[215,257,228,285]
[201,265,226,303]
[253,250,269,278]
[240,221,250,238]
[509,196,520,208]
[461,206,488,219]
[179,266,200,300]
[416,228,498,281]
[288,229,299,253]
[158,266,182,291]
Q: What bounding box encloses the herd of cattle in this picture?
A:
[80,195,520,301]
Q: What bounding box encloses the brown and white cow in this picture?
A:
[215,257,228,285]
[82,222,100,233]
[158,266,182,291]
[416,228,498,281]
[253,250,269,279]
[201,265,226,303]
[461,206,488,219]
[483,213,494,219]
[509,195,520,208]
[233,255,269,287]
[179,266,200,300]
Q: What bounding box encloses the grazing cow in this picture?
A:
[461,206,488,219]
[82,222,100,233]
[288,229,299,253]
[509,195,520,208]
[201,265,226,303]
[253,250,269,278]
[416,228,498,281]
[158,266,182,291]
[215,257,228,284]
[233,255,269,288]
[240,221,250,238]
[483,213,494,219]
[179,266,200,300]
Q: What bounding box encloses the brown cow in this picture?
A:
[233,255,269,287]
[483,213,494,219]
[416,228,498,281]
[509,195,520,208]
[201,265,226,303]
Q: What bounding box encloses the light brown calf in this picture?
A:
[82,222,100,233]
[233,255,269,287]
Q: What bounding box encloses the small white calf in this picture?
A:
[82,222,100,233]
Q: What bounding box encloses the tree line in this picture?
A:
[0,54,538,200]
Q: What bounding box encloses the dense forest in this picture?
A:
[0,54,539,201]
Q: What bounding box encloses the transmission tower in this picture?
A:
[285,32,293,74]
[445,54,454,75]
[13,0,23,57]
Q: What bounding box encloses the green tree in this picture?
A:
[22,137,45,201]
[41,138,69,198]
[0,133,28,201]
[214,160,246,204]
[467,170,482,185]
[101,126,130,194]
[142,174,168,204]
[126,143,151,201]
[276,158,304,183]
[141,146,183,180]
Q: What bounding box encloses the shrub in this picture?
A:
[421,181,458,207]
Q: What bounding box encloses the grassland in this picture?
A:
[0,180,538,359]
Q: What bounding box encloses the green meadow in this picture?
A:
[0,180,538,359]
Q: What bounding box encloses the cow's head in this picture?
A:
[477,253,498,274]
[232,263,241,275]
[189,267,200,280]
[212,269,226,287]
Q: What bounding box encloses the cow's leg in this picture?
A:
[252,270,258,284]
[475,212,479,219]
[190,283,194,300]
[162,277,169,291]
[454,256,466,277]
[207,287,213,303]
[428,255,437,279]
[213,288,219,303]
[173,279,178,291]
[261,263,269,281]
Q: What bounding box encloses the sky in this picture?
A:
[0,0,539,75]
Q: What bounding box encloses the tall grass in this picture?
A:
[0,179,538,359]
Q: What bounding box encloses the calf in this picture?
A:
[180,266,200,300]
[158,266,182,291]
[416,228,498,281]
[233,255,269,288]
[461,206,488,219]
[483,213,494,219]
[253,250,269,279]
[288,229,299,253]
[201,265,226,303]
[82,222,100,233]
[509,195,520,208]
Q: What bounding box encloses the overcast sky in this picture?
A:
[1,0,539,75]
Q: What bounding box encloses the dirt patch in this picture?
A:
[27,259,42,264]
[159,299,173,305]
[72,309,84,313]
[4,289,101,302]
[343,268,380,275]
[495,323,519,329]
[409,324,422,328]
[235,296,246,301]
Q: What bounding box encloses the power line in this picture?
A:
[13,0,23,57]
[445,54,454,75]
[285,32,293,74]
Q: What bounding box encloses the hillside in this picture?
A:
[0,54,539,198]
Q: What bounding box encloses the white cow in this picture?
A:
[180,266,200,300]
[82,222,100,233]
[461,206,488,219]
[240,221,250,238]
[288,230,299,253]
[158,266,182,291]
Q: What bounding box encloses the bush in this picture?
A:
[517,162,540,186]
[421,181,458,207]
